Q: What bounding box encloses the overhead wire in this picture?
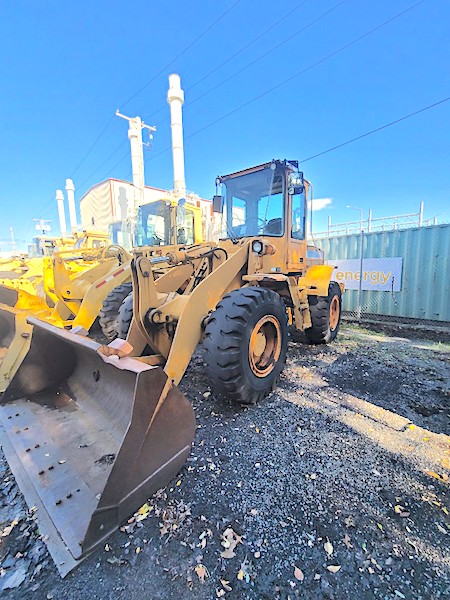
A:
[70,113,116,178]
[61,0,427,205]
[118,0,242,110]
[151,0,351,127]
[145,0,313,120]
[299,95,450,163]
[146,0,427,156]
[62,0,242,199]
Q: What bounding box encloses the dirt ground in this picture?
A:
[0,324,449,599]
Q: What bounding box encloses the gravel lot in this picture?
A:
[1,324,449,599]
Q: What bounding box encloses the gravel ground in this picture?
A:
[0,324,449,599]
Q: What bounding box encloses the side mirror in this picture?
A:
[288,185,305,195]
[213,195,223,213]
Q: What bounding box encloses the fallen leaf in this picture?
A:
[343,533,353,549]
[344,515,355,528]
[220,579,232,592]
[327,565,341,573]
[324,540,333,556]
[107,556,126,566]
[293,566,304,581]
[377,523,384,531]
[176,480,182,486]
[436,523,447,535]
[237,569,244,581]
[425,470,448,483]
[394,505,410,518]
[216,589,226,598]
[220,527,242,559]
[195,564,208,583]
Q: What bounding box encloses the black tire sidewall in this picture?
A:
[238,296,288,393]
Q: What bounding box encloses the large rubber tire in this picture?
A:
[98,282,132,341]
[305,281,342,344]
[203,286,288,404]
[117,291,133,339]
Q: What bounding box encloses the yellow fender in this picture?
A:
[297,264,336,297]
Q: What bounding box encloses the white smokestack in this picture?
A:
[65,178,77,232]
[127,117,145,213]
[55,189,67,236]
[167,74,186,198]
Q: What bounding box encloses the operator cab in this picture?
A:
[215,160,307,242]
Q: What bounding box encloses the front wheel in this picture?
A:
[305,281,342,344]
[203,286,288,404]
[98,282,133,341]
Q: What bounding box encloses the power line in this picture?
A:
[70,113,116,177]
[145,0,313,121]
[118,0,242,110]
[300,95,450,163]
[153,0,351,127]
[66,1,241,192]
[146,0,427,160]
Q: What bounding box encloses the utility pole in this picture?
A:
[116,111,156,217]
[32,219,52,235]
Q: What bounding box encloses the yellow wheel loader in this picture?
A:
[0,199,210,392]
[0,160,343,575]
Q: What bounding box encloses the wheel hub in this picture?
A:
[249,315,282,378]
[329,295,340,331]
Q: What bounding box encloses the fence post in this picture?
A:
[357,230,364,321]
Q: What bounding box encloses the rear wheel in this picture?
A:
[116,291,133,339]
[203,286,288,404]
[98,282,132,341]
[305,281,342,344]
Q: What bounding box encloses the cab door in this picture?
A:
[287,181,308,273]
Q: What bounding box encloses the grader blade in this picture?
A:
[0,318,196,576]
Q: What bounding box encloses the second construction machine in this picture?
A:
[0,160,343,574]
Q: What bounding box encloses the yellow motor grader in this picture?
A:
[0,160,342,575]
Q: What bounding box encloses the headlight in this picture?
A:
[252,240,264,254]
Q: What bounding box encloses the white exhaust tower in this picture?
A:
[55,189,67,236]
[167,74,186,198]
[65,178,78,232]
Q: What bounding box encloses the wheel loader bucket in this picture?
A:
[0,304,34,393]
[0,318,196,576]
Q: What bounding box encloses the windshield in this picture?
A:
[134,201,195,247]
[73,236,86,250]
[220,166,284,239]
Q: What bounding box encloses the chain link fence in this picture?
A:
[313,222,450,326]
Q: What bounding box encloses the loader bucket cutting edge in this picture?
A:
[0,317,196,576]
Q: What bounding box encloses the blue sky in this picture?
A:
[0,0,449,249]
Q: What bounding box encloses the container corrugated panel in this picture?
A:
[316,224,450,322]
